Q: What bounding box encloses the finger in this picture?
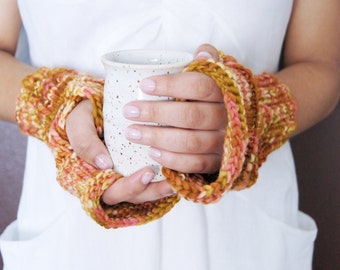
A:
[123,100,227,130]
[149,147,221,174]
[193,43,220,61]
[125,124,225,155]
[66,100,113,170]
[140,43,220,101]
[101,168,174,205]
[140,72,223,102]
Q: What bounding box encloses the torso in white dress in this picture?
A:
[0,0,317,269]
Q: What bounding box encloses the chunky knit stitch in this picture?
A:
[16,52,296,228]
[163,53,297,201]
[16,67,180,228]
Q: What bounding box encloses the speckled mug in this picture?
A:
[102,49,193,181]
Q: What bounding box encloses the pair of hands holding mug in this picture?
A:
[66,44,227,205]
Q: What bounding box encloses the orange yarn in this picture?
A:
[163,53,297,198]
[16,67,180,228]
[16,52,297,228]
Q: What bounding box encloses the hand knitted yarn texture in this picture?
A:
[163,53,297,203]
[16,67,180,228]
[16,52,296,228]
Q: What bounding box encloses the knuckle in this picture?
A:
[212,155,222,172]
[184,132,202,153]
[72,139,91,158]
[146,103,160,122]
[71,134,99,163]
[214,132,226,154]
[194,74,217,100]
[216,106,228,128]
[190,157,208,173]
[184,104,203,128]
[122,182,142,201]
[124,187,139,198]
[190,154,221,174]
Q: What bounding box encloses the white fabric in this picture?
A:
[1,0,317,269]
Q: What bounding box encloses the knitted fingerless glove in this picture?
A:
[162,52,297,203]
[16,51,296,228]
[16,67,180,228]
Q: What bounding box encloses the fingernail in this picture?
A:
[140,78,156,93]
[123,105,140,118]
[125,127,142,140]
[141,172,155,184]
[149,147,162,158]
[95,154,113,169]
[195,51,213,60]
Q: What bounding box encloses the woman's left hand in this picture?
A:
[123,44,227,174]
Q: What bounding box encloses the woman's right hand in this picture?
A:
[66,99,175,205]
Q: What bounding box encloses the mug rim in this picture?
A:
[101,49,193,69]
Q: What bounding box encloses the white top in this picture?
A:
[1,0,317,269]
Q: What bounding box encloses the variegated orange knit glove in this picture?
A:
[16,67,180,228]
[163,52,297,203]
[16,51,297,228]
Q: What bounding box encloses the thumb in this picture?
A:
[66,100,113,170]
[194,43,220,61]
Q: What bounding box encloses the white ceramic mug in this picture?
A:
[102,49,193,181]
